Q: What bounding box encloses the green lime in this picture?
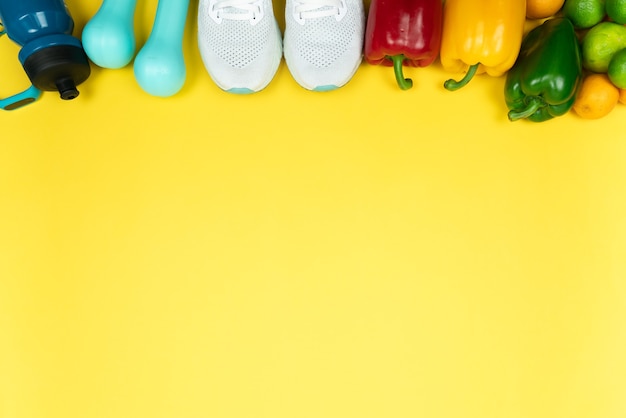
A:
[606,0,626,24]
[608,48,626,87]
[563,0,606,28]
[582,21,626,72]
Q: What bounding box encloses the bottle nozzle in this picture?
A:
[56,78,79,100]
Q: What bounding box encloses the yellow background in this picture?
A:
[2,1,626,417]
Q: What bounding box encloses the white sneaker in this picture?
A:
[198,0,282,94]
[283,0,364,91]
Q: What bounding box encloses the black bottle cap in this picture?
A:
[22,44,91,100]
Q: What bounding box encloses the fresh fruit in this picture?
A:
[608,48,626,88]
[572,73,620,118]
[563,0,606,28]
[582,21,626,72]
[606,0,626,24]
[526,0,566,19]
[619,88,626,103]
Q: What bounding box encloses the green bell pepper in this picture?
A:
[505,17,582,123]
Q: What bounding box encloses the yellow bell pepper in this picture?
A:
[440,0,526,90]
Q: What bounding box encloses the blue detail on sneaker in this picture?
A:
[313,85,339,92]
[227,87,256,94]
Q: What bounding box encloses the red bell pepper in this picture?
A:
[364,0,443,90]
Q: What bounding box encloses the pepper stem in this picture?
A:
[444,63,480,91]
[387,55,413,90]
[507,97,544,121]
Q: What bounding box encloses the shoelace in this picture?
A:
[211,0,262,21]
[295,0,345,19]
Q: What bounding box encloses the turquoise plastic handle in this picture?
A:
[0,85,41,111]
[82,0,137,69]
[133,0,189,97]
[0,26,41,110]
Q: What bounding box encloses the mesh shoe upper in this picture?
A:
[198,0,282,93]
[284,0,365,91]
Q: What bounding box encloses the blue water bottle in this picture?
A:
[0,0,90,107]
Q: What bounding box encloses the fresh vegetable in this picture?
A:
[440,0,526,91]
[364,0,443,90]
[505,17,582,122]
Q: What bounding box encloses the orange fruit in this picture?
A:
[527,0,566,18]
[619,88,626,103]
[573,73,620,119]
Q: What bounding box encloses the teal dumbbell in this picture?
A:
[134,0,190,97]
[82,0,137,69]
